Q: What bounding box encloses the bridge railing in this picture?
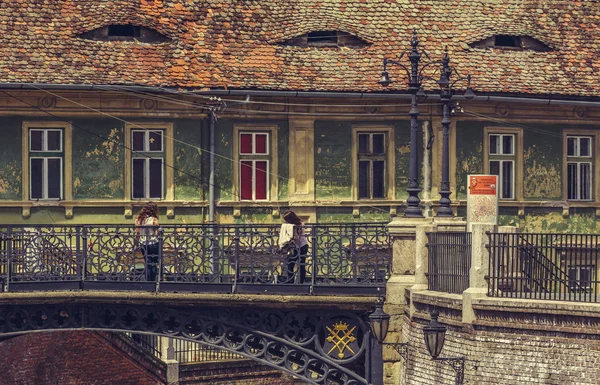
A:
[0,223,390,296]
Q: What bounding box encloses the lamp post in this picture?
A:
[435,51,475,217]
[423,310,465,385]
[379,30,430,218]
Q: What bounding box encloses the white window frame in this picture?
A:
[239,159,270,201]
[566,136,593,201]
[357,132,387,199]
[29,156,63,200]
[29,129,63,152]
[489,133,514,155]
[567,136,592,158]
[131,157,165,200]
[489,159,515,200]
[568,265,594,290]
[131,129,164,152]
[239,132,270,156]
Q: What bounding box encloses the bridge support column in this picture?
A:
[161,337,180,385]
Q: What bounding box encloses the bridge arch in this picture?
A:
[0,302,376,385]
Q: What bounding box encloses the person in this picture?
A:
[135,202,160,282]
[278,210,309,284]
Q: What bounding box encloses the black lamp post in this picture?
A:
[368,299,409,360]
[435,51,475,217]
[423,310,465,385]
[379,30,431,218]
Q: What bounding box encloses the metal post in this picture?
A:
[405,32,424,218]
[437,52,454,217]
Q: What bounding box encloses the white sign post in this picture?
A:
[466,174,499,232]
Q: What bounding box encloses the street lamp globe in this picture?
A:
[422,310,447,359]
[368,301,390,344]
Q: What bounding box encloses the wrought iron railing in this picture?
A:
[0,223,391,295]
[427,232,471,294]
[487,232,600,302]
[126,333,161,358]
[173,338,244,363]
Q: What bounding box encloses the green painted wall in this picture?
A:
[316,207,391,223]
[394,121,411,200]
[72,119,124,200]
[455,121,484,199]
[174,119,203,200]
[314,121,353,200]
[0,117,22,200]
[523,125,562,200]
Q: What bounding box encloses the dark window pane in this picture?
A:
[358,161,370,199]
[489,135,498,155]
[240,134,253,154]
[132,131,145,152]
[255,161,268,200]
[502,135,513,154]
[148,131,163,152]
[372,160,385,198]
[568,268,577,289]
[489,161,500,176]
[30,130,43,151]
[580,163,591,200]
[132,158,146,198]
[567,163,577,200]
[372,134,385,154]
[581,268,592,287]
[358,134,369,154]
[255,134,267,155]
[567,137,576,157]
[30,158,43,199]
[240,161,253,200]
[149,159,163,198]
[580,137,591,157]
[47,130,61,151]
[502,161,513,199]
[47,158,61,199]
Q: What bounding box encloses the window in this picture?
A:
[357,133,386,199]
[278,31,370,48]
[28,128,64,200]
[469,35,551,52]
[239,132,269,201]
[567,136,593,201]
[77,25,168,43]
[568,265,594,291]
[488,133,515,199]
[131,129,165,199]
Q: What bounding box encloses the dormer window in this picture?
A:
[470,35,551,52]
[77,25,168,43]
[279,31,369,48]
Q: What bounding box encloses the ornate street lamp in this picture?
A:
[435,50,475,217]
[380,33,475,218]
[379,30,434,218]
[423,310,465,385]
[368,299,409,360]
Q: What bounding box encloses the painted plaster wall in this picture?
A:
[0,117,22,200]
[316,207,391,223]
[394,121,411,200]
[72,119,124,200]
[174,119,203,201]
[455,121,483,199]
[523,124,562,200]
[314,121,353,200]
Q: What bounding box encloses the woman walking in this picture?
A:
[278,210,309,284]
[135,202,160,282]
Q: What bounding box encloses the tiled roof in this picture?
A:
[1,0,599,97]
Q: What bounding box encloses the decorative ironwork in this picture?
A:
[0,224,391,295]
[385,342,409,360]
[437,357,465,385]
[0,303,371,385]
[427,232,472,294]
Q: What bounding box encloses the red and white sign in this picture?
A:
[468,175,497,196]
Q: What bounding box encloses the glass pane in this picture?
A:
[567,163,577,199]
[132,131,145,152]
[30,158,43,199]
[30,130,43,151]
[358,134,369,154]
[581,268,591,287]
[372,134,385,154]
[372,160,385,198]
[358,161,370,199]
[579,137,591,157]
[255,161,268,200]
[47,130,61,151]
[502,161,513,199]
[502,135,513,155]
[580,163,591,200]
[240,161,253,200]
[148,131,163,152]
[149,159,163,198]
[567,137,576,157]
[132,159,146,198]
[568,268,577,289]
[240,134,253,154]
[489,135,498,155]
[489,161,500,176]
[47,158,61,199]
[255,134,268,155]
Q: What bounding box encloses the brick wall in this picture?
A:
[0,331,164,385]
[179,360,296,385]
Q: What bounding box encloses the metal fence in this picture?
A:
[173,338,244,363]
[427,232,472,294]
[487,232,600,302]
[0,223,391,296]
